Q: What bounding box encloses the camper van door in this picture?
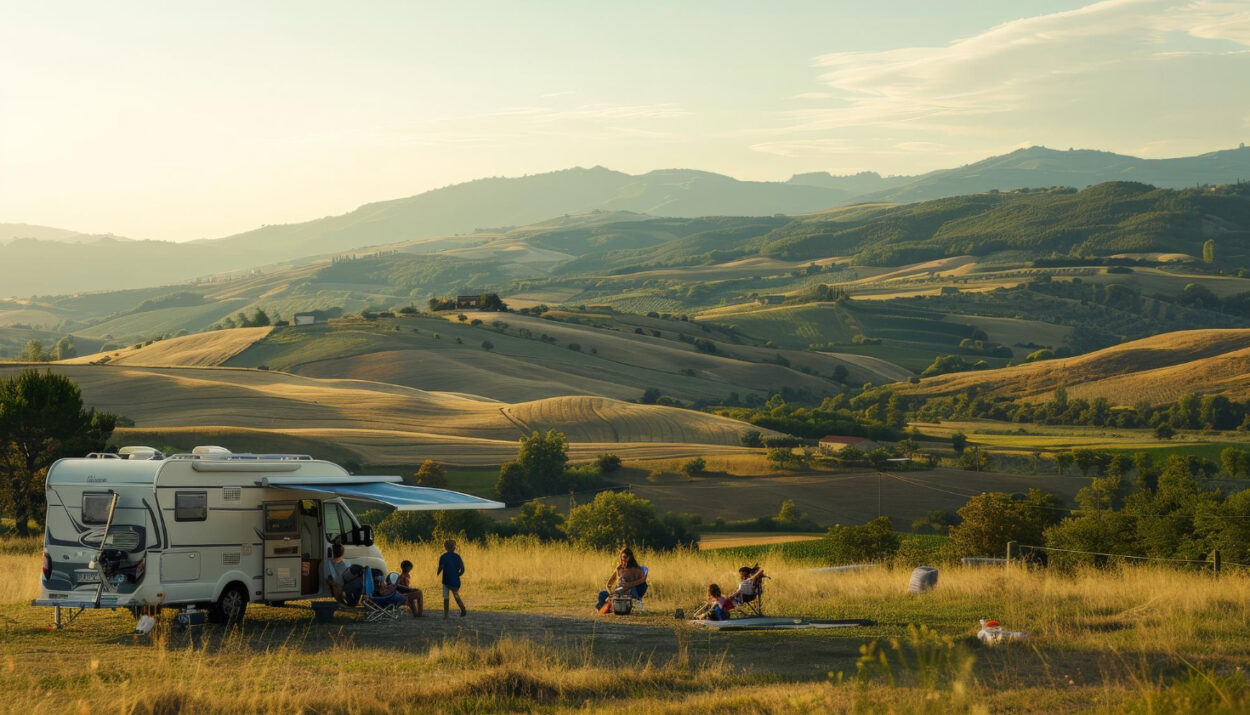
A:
[262,501,302,600]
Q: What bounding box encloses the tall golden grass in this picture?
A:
[380,538,1250,657]
[8,538,1250,711]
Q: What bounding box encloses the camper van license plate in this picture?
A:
[75,569,101,584]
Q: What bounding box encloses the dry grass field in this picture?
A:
[698,533,822,549]
[617,467,1091,527]
[65,326,273,366]
[222,315,886,403]
[4,538,1250,712]
[898,328,1250,405]
[0,364,771,465]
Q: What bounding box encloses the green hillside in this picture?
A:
[760,182,1250,264]
[221,312,888,403]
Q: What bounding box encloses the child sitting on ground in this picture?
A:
[396,559,424,618]
[704,583,734,621]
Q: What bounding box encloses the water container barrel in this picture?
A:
[908,566,938,593]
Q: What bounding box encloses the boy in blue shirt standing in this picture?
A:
[437,539,467,618]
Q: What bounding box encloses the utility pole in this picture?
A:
[877,473,882,517]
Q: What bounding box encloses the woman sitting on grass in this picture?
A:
[596,547,648,611]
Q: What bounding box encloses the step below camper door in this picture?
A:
[262,501,302,601]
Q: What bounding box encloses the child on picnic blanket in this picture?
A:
[704,583,734,621]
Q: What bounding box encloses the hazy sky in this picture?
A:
[2,0,1248,241]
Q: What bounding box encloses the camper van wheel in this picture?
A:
[209,584,248,626]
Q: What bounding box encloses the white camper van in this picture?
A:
[35,446,503,627]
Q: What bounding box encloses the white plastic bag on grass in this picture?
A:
[977,619,1026,645]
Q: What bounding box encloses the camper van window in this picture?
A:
[325,503,352,541]
[174,491,208,521]
[264,503,298,535]
[82,493,114,524]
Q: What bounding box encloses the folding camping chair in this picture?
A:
[359,567,402,623]
[733,572,768,618]
[633,566,649,612]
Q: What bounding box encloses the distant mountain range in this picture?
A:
[3,145,1248,297]
[0,223,136,246]
[825,145,1250,204]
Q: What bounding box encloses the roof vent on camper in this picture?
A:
[118,446,165,461]
[192,446,233,458]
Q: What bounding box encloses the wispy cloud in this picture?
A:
[757,0,1250,161]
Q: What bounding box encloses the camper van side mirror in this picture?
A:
[348,525,374,547]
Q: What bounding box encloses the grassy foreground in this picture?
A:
[3,538,1250,712]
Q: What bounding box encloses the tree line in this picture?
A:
[909,387,1250,433]
[823,453,1250,567]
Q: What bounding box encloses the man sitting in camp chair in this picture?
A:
[325,543,364,606]
[728,563,767,617]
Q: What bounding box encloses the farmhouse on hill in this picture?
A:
[293,312,322,326]
[818,435,877,454]
[456,295,484,309]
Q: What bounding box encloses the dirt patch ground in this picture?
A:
[10,602,868,681]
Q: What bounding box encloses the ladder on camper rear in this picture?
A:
[43,491,119,629]
[91,491,121,606]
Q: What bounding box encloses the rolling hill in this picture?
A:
[758,181,1250,264]
[813,145,1250,204]
[69,316,892,403]
[5,145,1249,298]
[63,326,273,366]
[0,168,848,297]
[894,329,1250,406]
[0,363,774,465]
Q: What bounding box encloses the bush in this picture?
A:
[740,430,764,448]
[775,499,821,531]
[413,460,448,488]
[947,489,1063,557]
[495,461,528,504]
[433,509,492,542]
[950,432,968,455]
[595,453,622,473]
[681,457,706,476]
[563,463,601,491]
[911,510,959,535]
[375,511,436,542]
[766,447,801,469]
[511,501,565,541]
[565,491,698,550]
[823,516,899,563]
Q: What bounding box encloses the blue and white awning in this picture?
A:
[263,476,503,511]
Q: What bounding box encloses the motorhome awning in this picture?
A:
[276,481,505,510]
